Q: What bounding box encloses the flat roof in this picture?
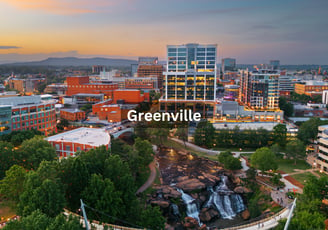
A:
[46,127,110,147]
[213,122,295,131]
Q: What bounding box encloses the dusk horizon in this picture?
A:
[0,0,328,65]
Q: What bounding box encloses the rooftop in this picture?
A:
[46,127,110,147]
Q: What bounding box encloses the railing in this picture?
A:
[64,209,144,230]
[221,206,289,230]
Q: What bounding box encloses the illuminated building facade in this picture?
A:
[0,95,57,135]
[160,43,217,118]
[239,69,280,110]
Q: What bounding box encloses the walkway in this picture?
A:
[136,160,157,194]
[221,205,291,230]
[169,138,254,157]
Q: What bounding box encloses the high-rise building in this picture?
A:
[270,60,280,70]
[137,57,163,89]
[221,58,236,72]
[279,74,294,92]
[239,69,280,110]
[160,43,217,118]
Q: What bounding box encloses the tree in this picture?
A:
[59,157,90,210]
[0,165,27,203]
[279,96,294,117]
[137,206,165,230]
[3,211,83,230]
[275,176,328,230]
[194,120,215,148]
[297,117,320,144]
[18,136,57,170]
[82,174,123,223]
[57,118,69,131]
[250,147,278,172]
[218,151,242,170]
[270,143,281,155]
[18,169,66,217]
[285,139,306,164]
[273,124,287,147]
[134,137,154,167]
[147,120,170,144]
[176,127,188,147]
[3,210,51,230]
[0,141,16,179]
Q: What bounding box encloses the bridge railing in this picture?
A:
[64,209,144,230]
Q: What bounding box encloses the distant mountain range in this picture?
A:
[2,57,138,66]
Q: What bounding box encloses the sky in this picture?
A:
[0,0,327,64]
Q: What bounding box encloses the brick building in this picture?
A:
[60,109,86,121]
[46,127,110,157]
[0,95,57,135]
[294,81,328,97]
[66,76,118,100]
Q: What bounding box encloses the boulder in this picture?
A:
[183,217,199,229]
[150,200,170,208]
[241,209,250,220]
[177,178,206,192]
[158,185,181,199]
[199,208,211,222]
[234,186,252,193]
[208,209,219,219]
[177,176,189,182]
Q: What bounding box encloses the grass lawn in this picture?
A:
[0,200,16,221]
[291,172,313,185]
[277,159,311,173]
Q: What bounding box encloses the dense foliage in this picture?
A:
[0,133,165,229]
[275,176,328,230]
[217,151,242,170]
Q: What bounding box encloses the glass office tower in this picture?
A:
[160,43,217,118]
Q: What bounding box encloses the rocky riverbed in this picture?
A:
[149,146,252,229]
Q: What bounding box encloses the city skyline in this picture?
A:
[0,0,328,64]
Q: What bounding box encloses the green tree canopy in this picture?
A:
[218,151,242,170]
[0,165,27,202]
[285,139,306,164]
[18,136,57,170]
[273,124,287,147]
[194,120,215,148]
[82,174,123,223]
[250,147,278,172]
[297,117,321,144]
[18,167,66,217]
[0,141,16,179]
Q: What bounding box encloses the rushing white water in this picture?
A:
[178,189,202,225]
[205,175,246,219]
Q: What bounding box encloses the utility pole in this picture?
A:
[80,199,89,230]
[284,198,297,230]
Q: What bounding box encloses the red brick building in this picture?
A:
[66,76,118,99]
[113,89,147,104]
[60,109,86,121]
[46,127,110,157]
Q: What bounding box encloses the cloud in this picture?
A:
[0,46,21,49]
[0,0,121,14]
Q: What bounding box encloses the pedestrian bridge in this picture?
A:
[111,127,134,139]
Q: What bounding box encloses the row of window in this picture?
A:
[13,122,55,130]
[12,112,55,122]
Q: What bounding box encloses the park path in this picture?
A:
[136,160,157,194]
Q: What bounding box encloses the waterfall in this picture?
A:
[205,175,246,220]
[177,189,202,225]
